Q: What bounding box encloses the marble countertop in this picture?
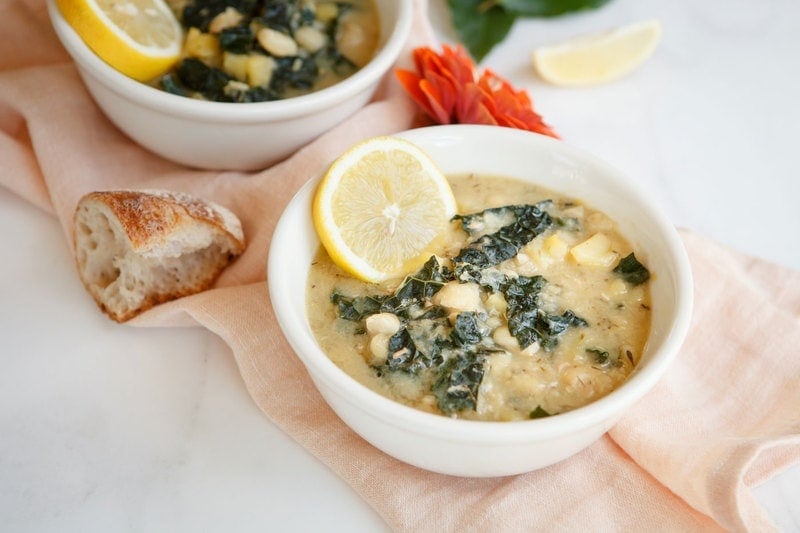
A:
[2,0,799,530]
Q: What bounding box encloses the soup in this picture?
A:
[158,0,379,102]
[306,174,652,421]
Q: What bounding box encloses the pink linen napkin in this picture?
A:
[2,1,798,530]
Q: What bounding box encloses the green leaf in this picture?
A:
[447,0,517,62]
[499,0,613,17]
[447,0,615,62]
[613,253,651,286]
[432,352,487,414]
[453,203,554,282]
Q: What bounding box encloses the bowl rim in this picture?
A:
[46,0,413,123]
[269,124,694,444]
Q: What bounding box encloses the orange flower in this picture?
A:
[396,45,558,138]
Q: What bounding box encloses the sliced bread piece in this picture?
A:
[73,189,245,322]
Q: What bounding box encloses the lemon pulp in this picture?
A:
[58,0,182,81]
[313,137,457,283]
[532,19,662,87]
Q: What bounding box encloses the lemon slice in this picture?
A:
[313,137,457,283]
[57,0,182,82]
[532,19,661,87]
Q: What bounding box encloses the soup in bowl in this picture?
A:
[269,124,693,476]
[47,0,412,170]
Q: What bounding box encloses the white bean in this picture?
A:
[433,282,483,313]
[257,28,298,57]
[208,7,243,33]
[295,26,328,53]
[365,313,401,336]
[492,326,520,352]
[368,334,389,365]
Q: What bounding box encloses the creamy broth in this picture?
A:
[157,0,379,101]
[306,174,651,421]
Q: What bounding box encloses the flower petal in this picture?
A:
[419,79,453,124]
[397,46,559,138]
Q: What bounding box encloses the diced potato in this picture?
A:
[184,27,221,66]
[315,2,338,22]
[492,326,520,352]
[569,232,618,267]
[246,54,277,87]
[484,292,507,316]
[208,6,243,33]
[607,278,628,297]
[521,342,540,357]
[222,52,248,81]
[544,233,568,259]
[257,27,298,57]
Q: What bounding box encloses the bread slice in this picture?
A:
[73,189,245,322]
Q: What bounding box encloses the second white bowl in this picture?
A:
[47,0,413,170]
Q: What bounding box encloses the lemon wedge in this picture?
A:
[532,19,661,87]
[57,0,183,82]
[313,137,457,283]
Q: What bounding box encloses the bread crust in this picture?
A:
[73,189,246,322]
[83,189,245,255]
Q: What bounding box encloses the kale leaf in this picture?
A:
[432,351,487,415]
[332,256,451,322]
[219,26,254,54]
[176,58,231,100]
[450,312,484,347]
[330,292,387,322]
[502,275,587,351]
[159,73,186,96]
[270,56,319,92]
[453,203,553,282]
[613,253,651,286]
[586,348,611,367]
[382,327,443,374]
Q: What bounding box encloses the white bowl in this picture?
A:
[47,0,412,170]
[269,125,693,477]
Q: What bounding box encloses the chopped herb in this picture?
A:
[453,203,553,282]
[332,256,451,322]
[270,56,319,92]
[450,312,484,347]
[432,352,486,415]
[586,348,611,367]
[176,58,231,100]
[384,327,443,373]
[502,275,588,351]
[613,253,651,286]
[218,26,253,54]
[529,405,551,419]
[331,291,387,322]
[159,73,186,96]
